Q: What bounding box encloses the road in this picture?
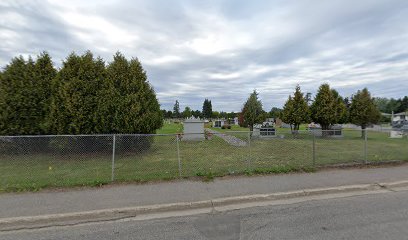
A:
[2,190,408,239]
[4,164,408,219]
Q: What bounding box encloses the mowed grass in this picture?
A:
[0,128,407,192]
[156,122,183,134]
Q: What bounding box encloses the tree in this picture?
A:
[281,85,310,132]
[227,112,237,119]
[243,90,263,131]
[310,84,343,132]
[173,100,180,118]
[202,99,212,119]
[212,111,220,119]
[98,52,162,134]
[397,96,408,112]
[192,110,202,118]
[269,107,282,119]
[331,89,348,124]
[219,111,227,119]
[182,106,192,118]
[50,51,105,134]
[0,55,56,135]
[349,88,381,138]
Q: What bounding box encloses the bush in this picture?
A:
[227,125,231,129]
[221,125,226,129]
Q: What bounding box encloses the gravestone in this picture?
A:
[183,117,205,141]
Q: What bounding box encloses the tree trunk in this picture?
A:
[361,125,366,139]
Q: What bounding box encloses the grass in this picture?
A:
[1,128,407,192]
[210,125,249,132]
[156,122,183,134]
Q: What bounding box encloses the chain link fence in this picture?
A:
[0,129,407,191]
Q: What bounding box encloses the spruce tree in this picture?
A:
[173,100,180,118]
[202,99,212,119]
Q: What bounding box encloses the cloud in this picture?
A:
[1,0,408,111]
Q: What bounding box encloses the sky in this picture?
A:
[1,0,408,112]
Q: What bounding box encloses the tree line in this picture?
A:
[0,51,163,136]
[240,84,381,137]
[163,98,238,120]
[374,96,408,114]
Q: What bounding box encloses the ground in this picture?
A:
[0,122,407,192]
[2,190,408,239]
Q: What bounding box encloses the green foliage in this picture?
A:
[50,51,105,134]
[243,90,263,131]
[212,111,220,119]
[202,98,212,119]
[182,106,192,118]
[281,85,310,131]
[173,100,181,118]
[350,88,381,137]
[310,84,345,130]
[0,53,55,135]
[269,107,282,119]
[331,89,348,124]
[98,52,163,134]
[192,110,202,118]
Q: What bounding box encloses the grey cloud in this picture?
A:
[1,0,408,111]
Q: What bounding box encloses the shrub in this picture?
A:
[227,125,231,129]
[221,125,226,129]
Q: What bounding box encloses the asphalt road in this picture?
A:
[2,190,408,240]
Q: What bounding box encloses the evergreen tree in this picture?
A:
[33,52,57,133]
[349,88,381,138]
[0,56,43,135]
[202,99,212,119]
[243,90,263,131]
[173,100,180,118]
[311,84,339,131]
[98,52,162,134]
[50,51,105,134]
[281,85,310,132]
[331,89,348,124]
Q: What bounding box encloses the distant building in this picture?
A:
[383,111,408,127]
[213,119,226,128]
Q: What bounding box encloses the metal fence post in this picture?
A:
[247,131,251,171]
[176,134,182,177]
[312,133,316,166]
[364,128,368,164]
[111,134,116,181]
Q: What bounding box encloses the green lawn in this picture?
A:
[0,129,407,192]
[156,122,183,134]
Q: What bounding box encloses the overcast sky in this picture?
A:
[1,0,408,112]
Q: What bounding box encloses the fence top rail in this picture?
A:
[0,133,180,138]
[0,128,395,138]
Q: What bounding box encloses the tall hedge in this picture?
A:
[0,54,55,135]
[49,51,105,134]
[98,52,163,134]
